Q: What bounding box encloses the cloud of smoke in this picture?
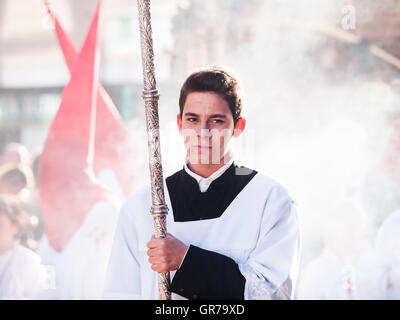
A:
[140,0,400,278]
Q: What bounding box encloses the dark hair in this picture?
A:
[179,66,243,124]
[0,164,34,190]
[0,195,35,249]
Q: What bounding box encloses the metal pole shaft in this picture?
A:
[136,0,171,300]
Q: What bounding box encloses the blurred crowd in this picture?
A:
[296,200,400,299]
[0,141,120,300]
[0,142,49,298]
[0,142,44,249]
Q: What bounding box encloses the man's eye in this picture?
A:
[187,118,197,122]
[212,119,224,124]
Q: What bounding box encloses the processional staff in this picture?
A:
[136,0,171,300]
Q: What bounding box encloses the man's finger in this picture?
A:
[148,256,163,265]
[146,238,166,249]
[147,247,167,257]
[151,263,169,273]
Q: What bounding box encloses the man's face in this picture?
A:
[177,91,240,165]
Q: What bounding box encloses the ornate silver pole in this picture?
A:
[136,0,171,300]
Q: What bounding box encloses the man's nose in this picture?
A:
[201,120,210,130]
[196,121,211,135]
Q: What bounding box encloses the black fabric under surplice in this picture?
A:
[166,162,257,222]
[166,162,257,299]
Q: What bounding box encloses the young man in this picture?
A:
[104,66,300,300]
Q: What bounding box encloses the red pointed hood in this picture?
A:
[39,3,116,252]
[45,1,135,196]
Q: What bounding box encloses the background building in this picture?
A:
[0,0,177,152]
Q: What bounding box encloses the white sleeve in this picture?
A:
[238,186,300,300]
[103,200,142,299]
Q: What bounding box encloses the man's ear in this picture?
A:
[233,117,246,137]
[177,113,182,134]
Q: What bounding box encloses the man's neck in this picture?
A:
[187,154,233,178]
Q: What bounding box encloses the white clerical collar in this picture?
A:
[184,158,234,193]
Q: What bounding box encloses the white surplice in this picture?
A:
[104,170,300,300]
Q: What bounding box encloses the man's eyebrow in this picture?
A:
[183,112,227,118]
[184,112,199,117]
[209,114,227,118]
